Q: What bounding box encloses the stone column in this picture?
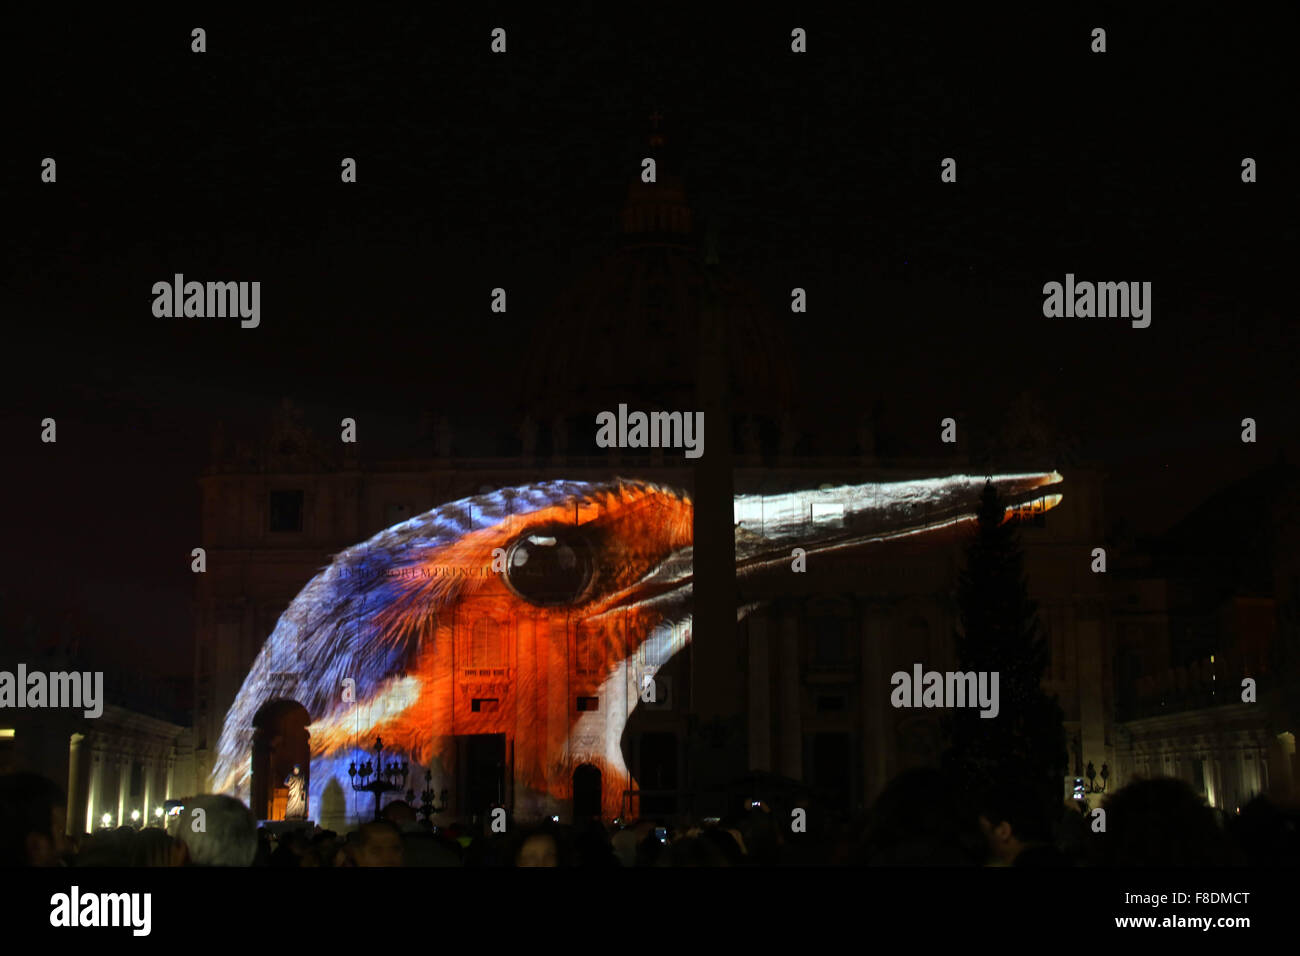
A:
[141,751,154,824]
[1271,732,1295,800]
[747,615,772,773]
[116,750,131,826]
[1235,740,1248,809]
[513,613,538,820]
[545,616,568,817]
[86,741,104,833]
[779,610,802,780]
[429,616,456,822]
[67,733,85,837]
[861,605,889,805]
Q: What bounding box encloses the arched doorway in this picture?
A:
[252,699,310,821]
[572,763,602,820]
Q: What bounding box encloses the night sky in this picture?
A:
[2,8,1292,686]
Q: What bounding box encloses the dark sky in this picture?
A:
[2,8,1293,682]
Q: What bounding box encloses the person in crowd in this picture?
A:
[352,820,405,867]
[1226,795,1300,866]
[169,794,259,866]
[1093,777,1245,866]
[253,827,273,866]
[512,823,573,867]
[856,767,982,865]
[270,829,319,867]
[700,826,746,865]
[666,835,731,866]
[311,829,345,867]
[381,800,422,832]
[570,818,618,867]
[975,779,1068,866]
[130,826,178,867]
[610,824,639,867]
[0,773,68,867]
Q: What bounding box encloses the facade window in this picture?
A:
[813,617,848,664]
[268,490,304,532]
[576,697,599,712]
[576,623,600,676]
[468,619,505,673]
[471,698,499,713]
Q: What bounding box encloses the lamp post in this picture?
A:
[348,737,409,822]
[405,769,449,824]
[1084,761,1110,794]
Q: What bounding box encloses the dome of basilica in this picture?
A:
[520,117,794,445]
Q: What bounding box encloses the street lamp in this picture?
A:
[130,809,141,827]
[1084,761,1110,794]
[100,812,112,829]
[348,737,409,822]
[405,769,449,824]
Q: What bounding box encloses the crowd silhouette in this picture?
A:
[3,769,1296,867]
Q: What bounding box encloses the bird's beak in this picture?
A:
[596,471,1062,618]
[732,470,1064,578]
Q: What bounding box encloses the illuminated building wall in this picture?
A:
[194,421,1113,829]
[3,703,192,836]
[1110,463,1300,809]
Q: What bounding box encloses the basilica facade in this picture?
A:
[186,121,1295,831]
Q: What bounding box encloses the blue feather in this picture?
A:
[211,478,658,801]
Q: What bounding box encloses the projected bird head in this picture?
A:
[213,472,1062,822]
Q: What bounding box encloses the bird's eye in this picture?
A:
[504,526,595,606]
